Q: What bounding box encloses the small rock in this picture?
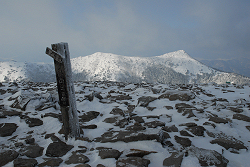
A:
[203,122,216,128]
[210,138,247,150]
[174,135,192,147]
[46,141,74,157]
[162,125,178,132]
[246,126,250,131]
[0,150,19,166]
[116,157,150,167]
[126,149,157,158]
[25,117,43,127]
[233,114,250,122]
[125,122,146,131]
[179,122,197,127]
[81,124,97,129]
[98,148,122,159]
[144,121,165,128]
[209,116,229,124]
[13,158,38,167]
[130,116,145,123]
[137,96,157,107]
[163,152,183,167]
[79,111,100,122]
[103,116,119,123]
[186,126,206,136]
[0,123,18,137]
[38,158,63,167]
[180,130,194,137]
[164,106,173,110]
[65,151,90,164]
[228,107,243,113]
[27,145,44,156]
[25,138,35,144]
[22,145,44,158]
[96,164,106,167]
[74,164,91,167]
[188,146,229,167]
[110,107,125,116]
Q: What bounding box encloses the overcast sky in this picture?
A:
[0,0,250,62]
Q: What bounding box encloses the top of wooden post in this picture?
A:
[45,47,63,63]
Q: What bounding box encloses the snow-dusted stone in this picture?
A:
[98,148,122,159]
[24,117,43,127]
[81,124,97,129]
[108,94,132,101]
[209,116,229,124]
[43,113,62,122]
[114,117,129,128]
[246,126,250,131]
[137,96,158,107]
[74,164,91,167]
[233,114,250,122]
[174,135,192,147]
[38,158,63,167]
[10,95,33,111]
[116,157,150,167]
[188,146,229,167]
[164,106,173,110]
[0,110,22,117]
[228,107,243,113]
[162,125,178,132]
[35,103,56,111]
[158,91,195,101]
[79,111,100,122]
[0,89,7,95]
[110,107,125,116]
[180,130,194,137]
[125,149,157,158]
[203,122,216,128]
[0,123,18,137]
[95,130,159,143]
[130,116,145,123]
[21,145,44,158]
[13,158,38,167]
[210,138,247,150]
[175,103,194,109]
[65,151,90,164]
[163,152,184,167]
[179,122,197,127]
[0,150,19,166]
[186,126,206,136]
[158,130,171,145]
[144,121,165,128]
[45,141,74,157]
[125,122,146,131]
[126,105,135,113]
[103,116,120,123]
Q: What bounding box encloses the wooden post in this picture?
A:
[46,42,80,139]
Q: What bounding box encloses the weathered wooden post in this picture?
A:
[45,42,80,139]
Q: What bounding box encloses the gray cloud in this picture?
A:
[0,0,249,62]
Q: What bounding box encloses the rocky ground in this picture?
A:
[0,81,250,167]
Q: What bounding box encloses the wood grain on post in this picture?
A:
[46,42,80,139]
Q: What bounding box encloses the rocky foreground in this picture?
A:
[0,81,250,166]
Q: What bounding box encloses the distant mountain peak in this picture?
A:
[0,50,249,84]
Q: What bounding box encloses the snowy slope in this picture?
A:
[0,50,250,84]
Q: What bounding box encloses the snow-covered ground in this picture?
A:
[0,81,250,166]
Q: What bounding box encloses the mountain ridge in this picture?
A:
[1,50,250,84]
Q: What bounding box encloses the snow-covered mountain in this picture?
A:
[1,50,250,84]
